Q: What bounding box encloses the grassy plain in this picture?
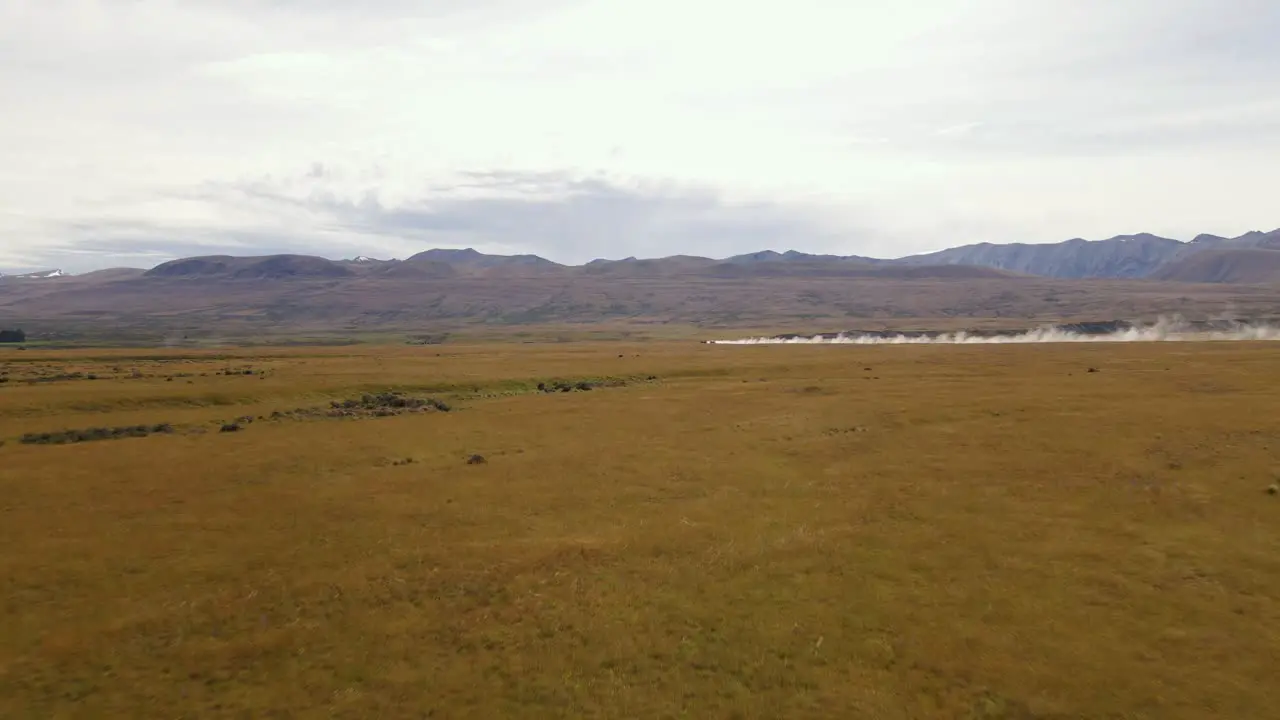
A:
[2,339,1280,718]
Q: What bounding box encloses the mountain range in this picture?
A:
[3,228,1279,338]
[897,229,1280,280]
[0,269,67,280]
[7,227,1280,284]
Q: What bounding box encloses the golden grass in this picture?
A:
[2,340,1280,718]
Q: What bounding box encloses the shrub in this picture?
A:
[327,392,450,415]
[19,422,177,445]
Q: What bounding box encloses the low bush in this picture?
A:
[535,376,646,394]
[271,391,452,422]
[20,422,177,445]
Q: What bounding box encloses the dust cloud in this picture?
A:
[712,316,1280,345]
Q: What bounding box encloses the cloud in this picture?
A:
[27,172,863,270]
[2,0,1279,272]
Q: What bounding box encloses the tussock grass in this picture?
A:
[2,340,1280,717]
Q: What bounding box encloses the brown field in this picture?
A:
[2,339,1280,718]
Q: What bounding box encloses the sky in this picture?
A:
[3,0,1279,273]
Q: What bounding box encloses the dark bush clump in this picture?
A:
[20,422,178,445]
[536,377,644,394]
[220,423,241,433]
[323,391,450,417]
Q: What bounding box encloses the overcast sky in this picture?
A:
[3,0,1279,272]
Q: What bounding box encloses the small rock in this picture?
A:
[1087,367,1100,373]
[466,454,487,465]
[1268,484,1278,496]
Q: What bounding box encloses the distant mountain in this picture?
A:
[406,248,561,269]
[703,260,1025,280]
[582,255,717,276]
[1190,233,1230,245]
[1235,229,1280,249]
[373,258,458,279]
[145,255,355,280]
[727,250,882,264]
[897,228,1280,279]
[0,268,68,280]
[73,268,146,282]
[1151,248,1280,284]
[898,233,1185,279]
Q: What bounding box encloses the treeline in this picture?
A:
[0,329,24,343]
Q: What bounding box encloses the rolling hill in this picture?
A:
[405,248,561,269]
[146,254,355,280]
[1151,248,1280,284]
[896,228,1280,279]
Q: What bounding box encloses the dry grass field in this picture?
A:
[2,339,1280,718]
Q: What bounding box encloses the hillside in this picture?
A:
[898,233,1188,279]
[1151,248,1280,284]
[406,248,561,269]
[146,255,355,280]
[73,268,148,282]
[726,250,884,264]
[897,228,1280,279]
[701,261,1025,280]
